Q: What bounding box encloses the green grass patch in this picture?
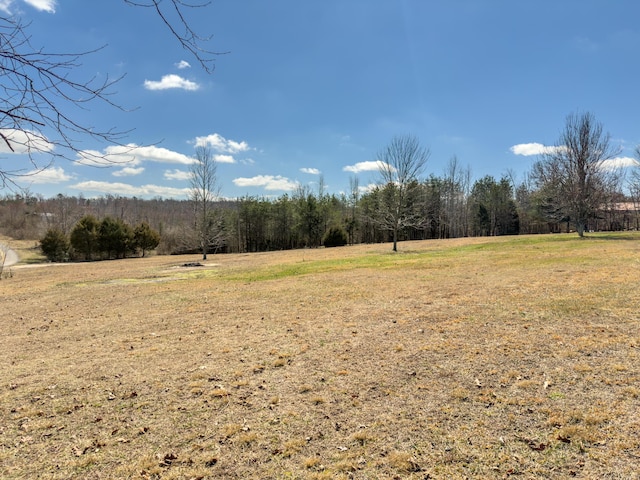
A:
[189,232,640,282]
[181,253,406,282]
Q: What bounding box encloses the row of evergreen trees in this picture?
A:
[40,215,160,262]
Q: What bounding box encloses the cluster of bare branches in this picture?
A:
[189,145,223,259]
[124,0,219,74]
[375,135,430,251]
[1,1,220,188]
[531,112,622,237]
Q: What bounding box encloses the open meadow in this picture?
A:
[1,233,640,479]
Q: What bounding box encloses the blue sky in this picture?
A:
[4,0,640,199]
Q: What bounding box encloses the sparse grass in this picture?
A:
[2,233,640,478]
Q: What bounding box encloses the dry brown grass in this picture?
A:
[2,233,640,478]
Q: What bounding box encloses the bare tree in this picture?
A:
[442,156,472,238]
[531,112,622,237]
[190,146,222,260]
[628,146,640,230]
[376,135,430,251]
[346,175,359,244]
[1,1,221,188]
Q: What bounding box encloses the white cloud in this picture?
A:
[112,166,145,177]
[300,167,321,175]
[343,160,390,173]
[70,180,191,198]
[214,154,236,164]
[510,144,638,170]
[0,0,56,13]
[194,133,250,154]
[143,74,200,91]
[164,169,191,181]
[510,143,565,156]
[175,60,191,69]
[600,157,640,170]
[20,166,72,184]
[0,129,54,154]
[76,144,196,167]
[233,175,299,191]
[23,0,55,12]
[359,183,377,194]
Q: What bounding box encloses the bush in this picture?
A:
[70,215,100,260]
[323,226,348,247]
[40,228,69,262]
[133,222,160,257]
[98,216,134,259]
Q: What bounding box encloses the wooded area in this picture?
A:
[1,170,638,258]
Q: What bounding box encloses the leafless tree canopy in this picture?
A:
[190,145,222,259]
[0,1,221,188]
[376,134,430,251]
[531,111,622,236]
[378,135,430,188]
[0,16,124,182]
[441,155,472,238]
[628,147,640,219]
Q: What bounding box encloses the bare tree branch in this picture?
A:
[531,111,622,236]
[1,1,223,188]
[124,0,225,74]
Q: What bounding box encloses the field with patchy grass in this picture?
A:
[1,233,640,479]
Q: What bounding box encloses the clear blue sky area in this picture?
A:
[4,0,640,199]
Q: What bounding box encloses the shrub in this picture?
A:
[98,216,134,259]
[133,222,160,257]
[323,226,348,247]
[70,215,100,261]
[40,228,69,262]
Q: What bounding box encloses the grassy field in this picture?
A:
[1,233,640,479]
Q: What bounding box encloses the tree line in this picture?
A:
[1,112,639,260]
